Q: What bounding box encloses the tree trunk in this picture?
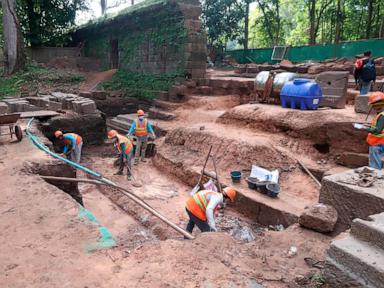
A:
[380,16,384,38]
[244,1,250,50]
[309,0,316,45]
[101,0,107,15]
[2,0,25,75]
[275,0,280,45]
[366,0,374,39]
[335,0,342,43]
[131,0,135,5]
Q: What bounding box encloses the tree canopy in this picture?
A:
[202,0,384,49]
[17,0,88,47]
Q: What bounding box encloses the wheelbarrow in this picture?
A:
[0,113,23,142]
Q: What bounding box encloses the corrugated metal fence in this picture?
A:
[227,38,384,64]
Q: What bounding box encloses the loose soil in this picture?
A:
[0,118,332,287]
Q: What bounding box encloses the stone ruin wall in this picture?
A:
[72,0,206,80]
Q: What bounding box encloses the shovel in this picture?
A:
[126,164,143,188]
[191,145,213,195]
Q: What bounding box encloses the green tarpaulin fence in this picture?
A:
[227,38,384,64]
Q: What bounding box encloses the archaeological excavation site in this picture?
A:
[1,0,384,287]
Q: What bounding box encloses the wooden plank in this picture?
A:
[20,110,60,118]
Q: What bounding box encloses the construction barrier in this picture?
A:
[227,38,384,64]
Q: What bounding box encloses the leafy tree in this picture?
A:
[17,0,88,47]
[201,0,245,47]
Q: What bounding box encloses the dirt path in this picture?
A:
[79,69,117,92]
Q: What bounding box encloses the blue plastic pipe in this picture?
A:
[26,118,102,178]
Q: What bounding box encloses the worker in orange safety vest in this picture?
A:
[185,187,237,235]
[54,131,83,164]
[354,92,384,177]
[108,130,134,180]
[128,109,156,165]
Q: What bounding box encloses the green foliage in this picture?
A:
[17,0,88,46]
[0,64,84,98]
[206,0,384,49]
[102,70,178,100]
[201,0,246,46]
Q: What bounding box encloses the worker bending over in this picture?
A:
[128,109,156,165]
[108,130,134,180]
[354,92,384,176]
[55,131,83,164]
[185,187,237,234]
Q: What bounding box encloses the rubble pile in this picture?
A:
[0,92,98,115]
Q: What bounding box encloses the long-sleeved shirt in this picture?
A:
[128,118,155,136]
[205,192,224,231]
[366,113,384,135]
[63,133,82,153]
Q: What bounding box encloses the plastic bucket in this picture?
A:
[255,181,269,194]
[246,177,257,189]
[266,183,281,198]
[230,171,242,183]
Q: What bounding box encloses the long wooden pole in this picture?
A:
[41,176,104,185]
[297,160,322,188]
[211,156,223,194]
[41,175,195,240]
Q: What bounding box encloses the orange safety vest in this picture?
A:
[186,190,220,221]
[135,119,148,137]
[367,112,384,146]
[116,134,133,156]
[63,133,82,146]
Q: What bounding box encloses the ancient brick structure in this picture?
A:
[72,0,206,80]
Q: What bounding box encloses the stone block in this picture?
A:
[7,100,29,113]
[0,102,9,115]
[178,3,202,19]
[72,100,86,114]
[24,104,41,112]
[91,91,108,100]
[351,212,384,250]
[184,19,202,32]
[186,61,206,70]
[375,65,384,76]
[62,97,77,110]
[51,92,77,100]
[148,108,176,121]
[79,91,92,98]
[47,101,63,111]
[308,65,326,74]
[80,101,97,114]
[354,94,370,114]
[169,85,188,102]
[299,203,338,233]
[325,235,384,288]
[336,152,368,168]
[320,168,384,231]
[190,68,206,80]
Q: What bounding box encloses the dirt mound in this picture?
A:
[165,127,295,171]
[219,104,368,154]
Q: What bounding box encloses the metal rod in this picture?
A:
[297,160,322,188]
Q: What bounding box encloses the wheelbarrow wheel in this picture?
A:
[15,125,23,142]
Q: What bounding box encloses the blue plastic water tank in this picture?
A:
[280,79,323,110]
